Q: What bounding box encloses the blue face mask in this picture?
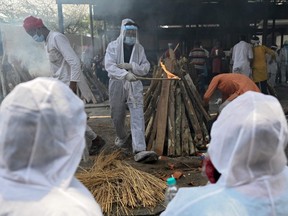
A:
[33,34,45,42]
[124,36,136,46]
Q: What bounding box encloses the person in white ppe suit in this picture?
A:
[0,78,103,216]
[161,91,288,216]
[104,18,157,162]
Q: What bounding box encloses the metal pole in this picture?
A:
[57,3,64,33]
[89,4,95,57]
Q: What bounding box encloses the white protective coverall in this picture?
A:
[104,18,150,153]
[161,91,288,216]
[0,78,102,216]
[232,41,253,77]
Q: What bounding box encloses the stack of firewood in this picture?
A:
[144,50,211,156]
[0,55,33,102]
[81,66,108,104]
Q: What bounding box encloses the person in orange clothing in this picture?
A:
[203,73,260,111]
[250,36,276,94]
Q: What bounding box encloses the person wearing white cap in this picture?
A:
[279,40,288,84]
[0,78,103,216]
[161,91,288,216]
[104,18,158,162]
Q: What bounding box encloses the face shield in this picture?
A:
[119,19,139,46]
[123,25,137,46]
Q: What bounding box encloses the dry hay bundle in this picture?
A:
[77,151,166,215]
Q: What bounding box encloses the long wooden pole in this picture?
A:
[136,76,181,81]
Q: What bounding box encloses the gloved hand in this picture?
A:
[125,72,137,82]
[117,63,132,70]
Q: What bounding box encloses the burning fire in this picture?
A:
[160,61,180,80]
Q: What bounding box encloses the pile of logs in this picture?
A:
[81,66,108,104]
[144,49,211,156]
[0,55,33,102]
[0,55,108,104]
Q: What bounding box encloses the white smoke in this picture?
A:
[0,23,51,77]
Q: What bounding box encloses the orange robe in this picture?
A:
[203,73,260,106]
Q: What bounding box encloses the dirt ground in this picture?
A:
[81,83,288,215]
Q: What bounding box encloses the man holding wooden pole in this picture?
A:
[104,18,157,163]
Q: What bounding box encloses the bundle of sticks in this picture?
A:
[77,151,166,216]
[144,51,211,157]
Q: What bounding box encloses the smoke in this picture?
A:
[0,23,51,77]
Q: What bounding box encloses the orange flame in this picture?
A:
[160,61,180,80]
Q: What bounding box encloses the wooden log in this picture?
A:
[10,58,33,82]
[144,81,161,125]
[154,78,171,155]
[175,87,182,156]
[137,77,180,81]
[201,121,210,143]
[82,68,108,103]
[181,102,190,156]
[144,66,162,109]
[167,80,176,156]
[78,72,98,104]
[154,55,175,155]
[183,74,211,122]
[146,111,158,151]
[0,54,9,97]
[145,112,155,139]
[179,81,203,141]
[188,132,196,155]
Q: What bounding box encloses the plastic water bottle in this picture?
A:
[164,177,178,206]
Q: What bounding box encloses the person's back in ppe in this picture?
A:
[161,91,288,216]
[0,78,102,216]
[104,18,157,162]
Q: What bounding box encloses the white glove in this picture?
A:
[117,63,132,70]
[125,72,137,82]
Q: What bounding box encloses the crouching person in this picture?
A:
[161,91,288,216]
[0,78,102,216]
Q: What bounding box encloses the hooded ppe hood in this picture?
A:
[0,78,86,195]
[208,91,288,187]
[120,18,139,44]
[115,18,139,64]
